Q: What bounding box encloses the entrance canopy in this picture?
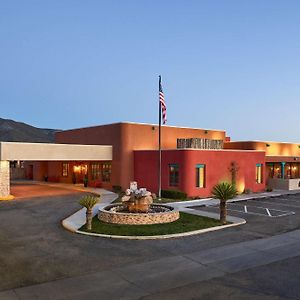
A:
[0,142,112,161]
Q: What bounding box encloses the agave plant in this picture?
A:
[212,182,237,225]
[79,195,100,231]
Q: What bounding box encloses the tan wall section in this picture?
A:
[0,142,112,161]
[225,141,300,157]
[0,161,10,198]
[56,122,226,190]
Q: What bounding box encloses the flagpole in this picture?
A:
[158,75,162,199]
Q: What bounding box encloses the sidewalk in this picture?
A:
[2,228,300,299]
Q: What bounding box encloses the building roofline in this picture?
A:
[227,140,300,145]
[134,148,265,153]
[57,121,226,133]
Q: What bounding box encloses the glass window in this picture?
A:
[196,164,205,188]
[102,163,111,182]
[169,164,179,186]
[91,163,101,180]
[62,163,69,177]
[256,163,263,183]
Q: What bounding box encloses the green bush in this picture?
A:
[243,188,252,194]
[161,189,187,200]
[112,185,122,193]
[266,187,273,192]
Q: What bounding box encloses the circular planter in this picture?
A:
[98,204,180,225]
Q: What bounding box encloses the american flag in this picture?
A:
[159,76,167,124]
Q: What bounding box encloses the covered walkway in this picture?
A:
[0,142,112,199]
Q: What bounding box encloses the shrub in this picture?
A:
[112,185,122,193]
[266,187,273,192]
[243,188,252,194]
[212,182,237,225]
[79,195,99,209]
[161,189,187,200]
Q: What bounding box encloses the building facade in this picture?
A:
[21,122,300,197]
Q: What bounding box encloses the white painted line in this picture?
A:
[244,205,248,213]
[246,200,300,208]
[266,208,272,217]
[226,208,269,217]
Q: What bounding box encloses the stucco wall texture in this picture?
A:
[134,149,266,197]
[55,122,226,190]
[225,141,300,157]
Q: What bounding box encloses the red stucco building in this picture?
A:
[25,122,300,197]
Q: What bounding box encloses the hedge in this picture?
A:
[161,189,187,200]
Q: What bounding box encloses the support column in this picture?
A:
[281,162,286,179]
[0,160,10,198]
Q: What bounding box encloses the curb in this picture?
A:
[0,195,15,201]
[75,219,246,240]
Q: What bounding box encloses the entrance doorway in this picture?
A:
[72,164,88,183]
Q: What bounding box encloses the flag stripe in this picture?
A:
[159,79,167,124]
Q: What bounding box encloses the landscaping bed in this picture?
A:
[78,212,222,236]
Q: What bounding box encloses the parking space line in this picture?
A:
[206,203,295,218]
[242,199,300,209]
[266,208,272,217]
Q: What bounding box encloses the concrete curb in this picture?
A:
[63,203,246,240]
[74,219,246,240]
[0,195,15,201]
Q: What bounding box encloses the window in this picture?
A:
[256,163,263,183]
[102,163,111,182]
[62,163,69,177]
[196,164,205,188]
[169,164,179,186]
[91,163,101,180]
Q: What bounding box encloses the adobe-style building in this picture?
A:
[1,122,299,199]
[20,122,300,197]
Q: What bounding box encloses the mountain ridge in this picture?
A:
[0,118,59,143]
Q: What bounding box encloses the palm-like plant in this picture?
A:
[79,195,100,231]
[212,182,237,225]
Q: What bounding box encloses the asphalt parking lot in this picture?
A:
[191,194,300,236]
[1,185,300,299]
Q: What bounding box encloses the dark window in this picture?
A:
[62,163,69,177]
[196,164,205,188]
[102,163,111,182]
[169,164,179,186]
[91,163,101,180]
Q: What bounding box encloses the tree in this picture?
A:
[212,182,237,225]
[79,195,100,231]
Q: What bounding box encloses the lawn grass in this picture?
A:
[78,212,222,236]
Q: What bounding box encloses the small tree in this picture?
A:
[79,195,100,231]
[212,182,237,225]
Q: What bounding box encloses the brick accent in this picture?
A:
[98,204,180,225]
[0,161,10,198]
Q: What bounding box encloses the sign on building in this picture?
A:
[177,138,224,150]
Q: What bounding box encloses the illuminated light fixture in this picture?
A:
[73,166,81,173]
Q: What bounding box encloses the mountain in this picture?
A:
[0,118,59,143]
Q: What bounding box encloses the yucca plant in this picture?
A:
[212,182,237,225]
[79,195,100,231]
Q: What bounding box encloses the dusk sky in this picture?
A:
[1,1,300,142]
